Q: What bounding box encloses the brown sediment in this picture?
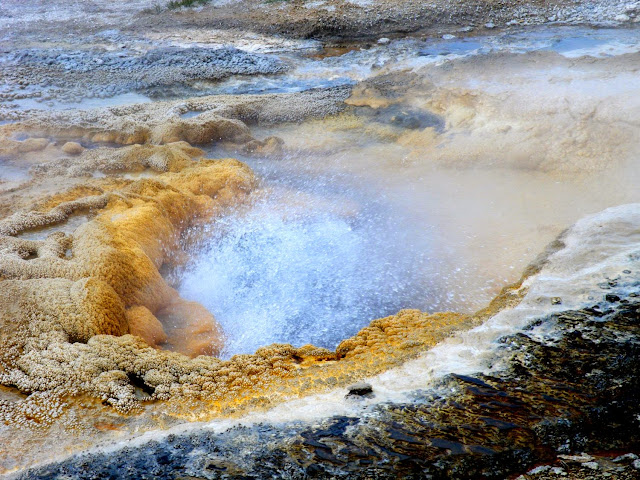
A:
[29,141,207,178]
[129,0,626,43]
[0,137,51,156]
[308,44,363,60]
[125,305,168,348]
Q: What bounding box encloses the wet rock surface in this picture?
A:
[345,382,374,399]
[0,46,286,109]
[132,0,640,42]
[353,104,445,131]
[17,286,640,479]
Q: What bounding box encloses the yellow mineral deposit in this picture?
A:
[0,105,490,433]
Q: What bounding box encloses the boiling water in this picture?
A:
[179,156,435,357]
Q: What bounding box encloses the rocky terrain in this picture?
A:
[4,0,640,42]
[1,1,640,479]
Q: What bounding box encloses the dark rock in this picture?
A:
[346,382,374,398]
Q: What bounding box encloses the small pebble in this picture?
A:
[558,453,594,463]
[62,141,85,155]
[582,461,599,470]
[346,382,374,398]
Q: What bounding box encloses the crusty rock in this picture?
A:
[61,141,84,155]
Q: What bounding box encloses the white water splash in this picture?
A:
[179,182,430,357]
